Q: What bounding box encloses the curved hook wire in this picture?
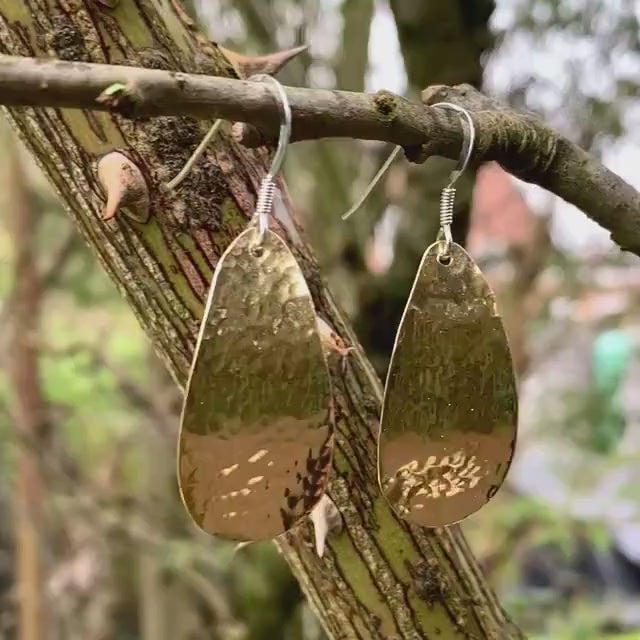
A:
[339,103,476,228]
[249,73,292,179]
[429,102,476,260]
[430,102,476,189]
[341,146,402,221]
[248,74,292,241]
[167,118,224,190]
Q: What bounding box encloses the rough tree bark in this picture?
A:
[0,2,523,639]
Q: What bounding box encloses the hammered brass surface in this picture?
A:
[178,225,333,541]
[378,241,517,527]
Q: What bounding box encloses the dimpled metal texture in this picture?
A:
[178,225,333,541]
[378,241,517,527]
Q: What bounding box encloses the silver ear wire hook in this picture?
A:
[341,146,402,221]
[249,74,292,242]
[339,104,476,229]
[430,102,476,260]
[167,118,224,190]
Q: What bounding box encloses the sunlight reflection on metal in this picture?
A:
[378,241,518,527]
[178,225,333,541]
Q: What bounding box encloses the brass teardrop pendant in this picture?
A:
[378,241,518,527]
[178,225,333,541]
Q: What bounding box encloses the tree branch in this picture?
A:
[1,54,639,254]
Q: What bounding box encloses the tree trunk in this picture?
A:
[2,121,47,640]
[0,3,523,638]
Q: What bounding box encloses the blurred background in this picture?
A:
[1,0,640,638]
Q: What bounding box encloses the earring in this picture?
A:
[376,103,518,527]
[177,75,334,542]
